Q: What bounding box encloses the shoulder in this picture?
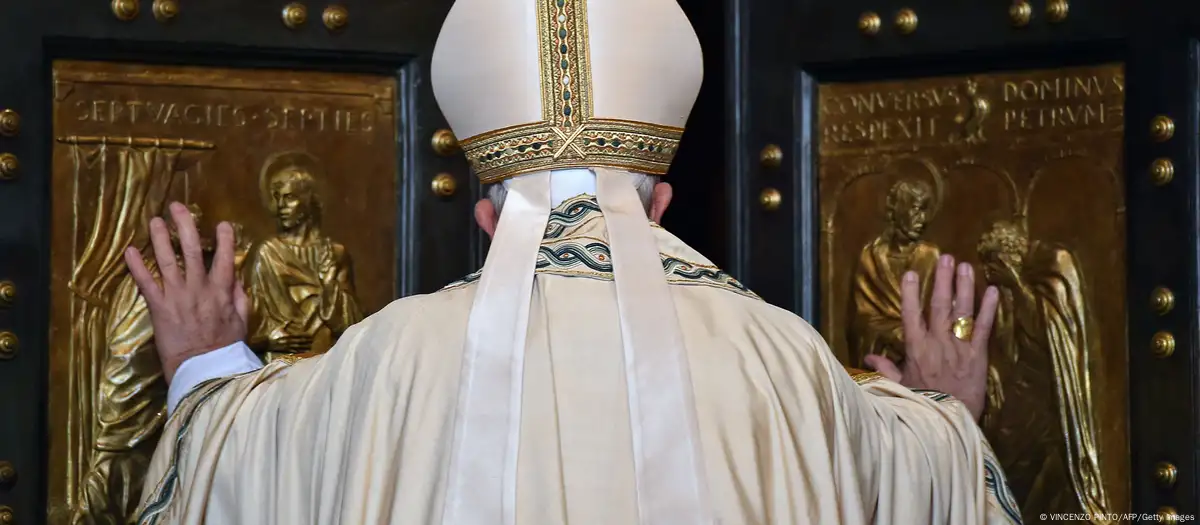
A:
[329,241,352,263]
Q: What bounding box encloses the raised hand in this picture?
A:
[123,202,248,383]
[864,254,999,421]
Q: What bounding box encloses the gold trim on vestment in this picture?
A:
[461,0,684,184]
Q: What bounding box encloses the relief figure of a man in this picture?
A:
[244,152,363,363]
[847,179,941,365]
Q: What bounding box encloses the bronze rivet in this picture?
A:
[0,461,14,488]
[759,188,782,211]
[0,506,12,525]
[1009,1,1032,27]
[1151,287,1175,315]
[282,2,307,29]
[1155,461,1178,489]
[111,0,140,20]
[431,129,460,157]
[1151,158,1175,186]
[1158,507,1180,525]
[858,12,881,35]
[760,144,783,169]
[1046,0,1069,23]
[0,153,18,180]
[431,173,458,198]
[152,0,178,22]
[1152,331,1175,359]
[0,281,14,308]
[323,5,348,31]
[0,332,16,361]
[1151,115,1175,142]
[0,110,19,137]
[894,8,918,35]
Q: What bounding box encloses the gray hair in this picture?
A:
[486,173,660,215]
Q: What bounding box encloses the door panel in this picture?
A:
[819,64,1128,520]
[0,1,467,522]
[737,0,1198,519]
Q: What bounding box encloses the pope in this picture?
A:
[128,0,1021,523]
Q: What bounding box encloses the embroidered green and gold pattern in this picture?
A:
[441,196,757,299]
[459,0,685,183]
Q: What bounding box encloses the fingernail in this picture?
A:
[903,271,917,283]
[958,263,971,276]
[940,254,953,267]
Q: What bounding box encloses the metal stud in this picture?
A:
[0,110,19,137]
[1151,116,1175,142]
[0,281,13,308]
[759,188,782,211]
[0,461,14,488]
[431,129,460,157]
[1010,1,1032,27]
[282,3,307,29]
[152,0,178,22]
[0,153,17,181]
[858,12,881,36]
[0,332,15,360]
[111,0,140,21]
[1155,461,1178,489]
[1150,158,1175,186]
[1152,331,1175,359]
[1046,0,1069,23]
[1151,287,1175,315]
[323,5,348,31]
[431,173,458,198]
[894,8,918,34]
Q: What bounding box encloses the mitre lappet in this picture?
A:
[432,0,711,523]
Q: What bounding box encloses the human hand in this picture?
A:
[863,254,999,421]
[124,202,248,383]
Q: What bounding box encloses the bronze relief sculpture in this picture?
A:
[244,152,363,363]
[847,179,941,365]
[48,61,398,524]
[821,65,1126,523]
[72,206,250,524]
[977,221,1110,521]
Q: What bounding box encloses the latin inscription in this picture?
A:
[820,70,1125,148]
[1001,76,1124,131]
[74,99,376,134]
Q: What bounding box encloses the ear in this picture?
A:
[649,182,673,223]
[474,199,499,238]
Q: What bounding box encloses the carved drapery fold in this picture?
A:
[60,141,209,524]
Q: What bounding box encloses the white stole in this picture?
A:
[441,169,712,524]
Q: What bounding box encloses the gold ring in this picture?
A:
[952,316,974,341]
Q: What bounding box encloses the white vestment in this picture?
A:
[137,193,1021,525]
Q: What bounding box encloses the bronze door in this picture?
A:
[0,1,476,523]
[729,0,1196,521]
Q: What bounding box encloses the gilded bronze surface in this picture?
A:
[0,153,18,180]
[246,151,364,363]
[0,109,20,137]
[0,280,14,307]
[1010,1,1033,28]
[151,0,177,23]
[48,60,398,524]
[857,11,881,36]
[820,63,1127,523]
[0,332,17,360]
[1150,158,1175,186]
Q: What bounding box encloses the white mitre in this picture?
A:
[432,0,702,183]
[432,2,712,525]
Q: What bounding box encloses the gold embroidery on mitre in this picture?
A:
[459,0,684,184]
